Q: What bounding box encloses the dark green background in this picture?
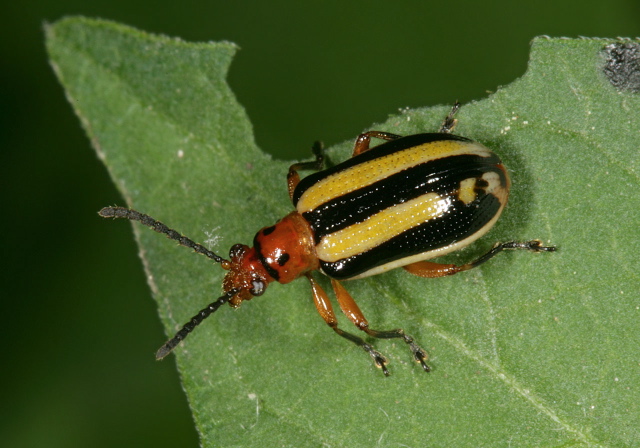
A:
[3,1,638,447]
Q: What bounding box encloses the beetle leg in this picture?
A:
[403,261,462,278]
[287,141,325,201]
[305,274,390,375]
[439,101,461,134]
[330,279,430,373]
[352,131,402,156]
[403,261,461,278]
[404,240,557,278]
[354,102,461,158]
[462,240,557,270]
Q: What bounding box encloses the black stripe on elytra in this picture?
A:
[320,192,503,280]
[303,153,505,243]
[252,235,280,281]
[292,133,471,206]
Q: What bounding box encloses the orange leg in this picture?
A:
[403,261,462,278]
[305,274,392,374]
[352,131,402,156]
[330,278,430,374]
[403,240,556,279]
[288,101,461,198]
[351,102,463,158]
[287,141,324,201]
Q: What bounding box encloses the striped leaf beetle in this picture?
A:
[100,103,555,375]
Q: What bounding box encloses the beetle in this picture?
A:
[100,103,555,375]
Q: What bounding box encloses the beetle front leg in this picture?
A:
[403,240,556,278]
[305,274,390,375]
[287,141,325,201]
[330,279,430,373]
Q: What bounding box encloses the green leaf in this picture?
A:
[47,17,640,447]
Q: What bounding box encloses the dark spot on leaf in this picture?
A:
[602,42,640,93]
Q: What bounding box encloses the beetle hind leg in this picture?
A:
[463,240,557,271]
[403,240,556,279]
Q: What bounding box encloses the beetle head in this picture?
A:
[222,243,273,307]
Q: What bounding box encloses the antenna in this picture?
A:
[156,289,239,359]
[100,206,239,358]
[99,207,228,264]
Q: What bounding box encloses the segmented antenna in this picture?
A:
[156,289,239,359]
[99,206,239,358]
[99,206,228,264]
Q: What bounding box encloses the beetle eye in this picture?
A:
[250,279,266,296]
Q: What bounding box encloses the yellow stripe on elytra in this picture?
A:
[297,140,488,214]
[458,177,477,205]
[316,192,452,262]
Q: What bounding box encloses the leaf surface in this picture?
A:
[47,18,640,447]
